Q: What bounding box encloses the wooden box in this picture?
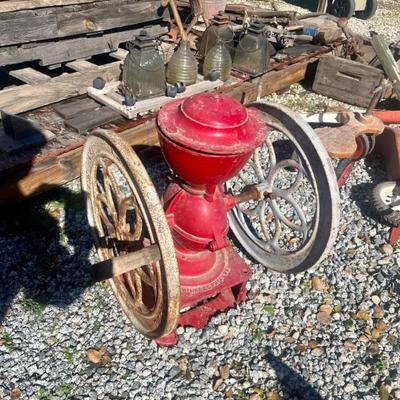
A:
[312,55,383,108]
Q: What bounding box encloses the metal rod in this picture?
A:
[91,244,161,282]
[233,186,261,204]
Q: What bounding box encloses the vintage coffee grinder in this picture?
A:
[82,91,339,346]
[155,93,266,344]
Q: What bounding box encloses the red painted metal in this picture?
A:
[157,92,266,187]
[337,161,354,188]
[336,135,369,188]
[156,92,267,346]
[372,110,400,125]
[390,226,400,246]
[374,127,400,245]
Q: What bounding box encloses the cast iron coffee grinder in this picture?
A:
[81,92,340,345]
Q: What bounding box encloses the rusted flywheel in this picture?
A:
[81,130,180,339]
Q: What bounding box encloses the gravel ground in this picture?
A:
[1,2,400,400]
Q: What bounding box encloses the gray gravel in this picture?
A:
[1,152,399,400]
[1,1,400,400]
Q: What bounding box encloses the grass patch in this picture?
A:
[343,319,354,330]
[252,328,264,342]
[62,347,74,364]
[263,305,275,314]
[301,279,312,291]
[56,383,74,396]
[21,298,46,316]
[375,356,389,372]
[1,331,15,351]
[36,388,54,400]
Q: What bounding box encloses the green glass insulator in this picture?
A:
[198,12,235,59]
[121,30,166,99]
[166,41,198,86]
[233,21,270,76]
[203,40,232,81]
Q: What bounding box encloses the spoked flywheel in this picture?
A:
[226,103,340,273]
[81,130,180,339]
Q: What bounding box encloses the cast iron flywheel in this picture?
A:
[226,102,340,273]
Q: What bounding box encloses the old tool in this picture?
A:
[81,93,339,346]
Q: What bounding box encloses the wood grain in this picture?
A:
[312,55,383,107]
[0,61,122,117]
[0,24,168,66]
[0,120,159,205]
[0,0,168,46]
[0,0,97,13]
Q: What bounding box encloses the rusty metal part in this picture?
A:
[337,17,367,63]
[315,112,384,158]
[81,129,180,339]
[365,82,384,115]
[233,185,262,204]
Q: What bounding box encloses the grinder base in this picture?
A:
[155,246,251,347]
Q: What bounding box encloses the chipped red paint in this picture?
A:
[155,92,266,346]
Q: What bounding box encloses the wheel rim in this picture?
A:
[378,182,400,212]
[81,130,180,338]
[226,102,340,273]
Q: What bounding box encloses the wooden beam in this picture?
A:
[0,119,159,205]
[224,60,314,104]
[0,61,122,117]
[371,33,400,100]
[0,0,168,46]
[91,244,161,282]
[109,48,129,60]
[0,24,168,67]
[8,67,51,84]
[66,60,99,73]
[0,0,97,13]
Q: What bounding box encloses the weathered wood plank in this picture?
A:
[53,98,100,119]
[109,48,129,60]
[0,119,159,205]
[88,77,224,119]
[66,60,98,72]
[64,106,120,132]
[0,0,97,13]
[0,61,122,117]
[312,55,383,107]
[371,33,400,99]
[8,67,51,84]
[0,0,168,46]
[224,61,313,104]
[0,24,168,66]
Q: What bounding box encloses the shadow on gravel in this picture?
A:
[0,187,93,325]
[264,350,323,400]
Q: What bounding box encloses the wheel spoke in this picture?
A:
[95,194,116,239]
[270,190,308,234]
[264,159,306,192]
[252,148,265,181]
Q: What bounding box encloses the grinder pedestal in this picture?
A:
[156,93,267,345]
[156,182,252,346]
